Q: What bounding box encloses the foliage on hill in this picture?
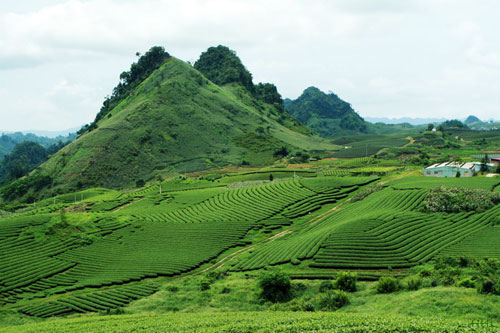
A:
[194,46,286,108]
[78,46,171,135]
[254,82,283,105]
[0,132,74,159]
[421,186,500,213]
[194,45,254,93]
[284,87,368,138]
[0,141,68,187]
[438,119,468,130]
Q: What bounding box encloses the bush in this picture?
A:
[220,287,231,294]
[289,299,315,312]
[319,280,334,293]
[458,278,475,289]
[335,272,357,292]
[376,277,400,294]
[292,282,307,293]
[422,186,500,213]
[317,290,349,311]
[351,184,384,202]
[200,279,211,291]
[166,285,179,292]
[258,270,292,303]
[477,279,499,295]
[405,276,422,291]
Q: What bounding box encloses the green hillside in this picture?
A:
[284,86,368,138]
[1,47,335,201]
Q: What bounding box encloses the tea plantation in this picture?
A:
[0,172,499,328]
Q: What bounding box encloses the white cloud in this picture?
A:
[1,0,500,131]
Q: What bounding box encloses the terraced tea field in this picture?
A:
[0,176,375,317]
[1,173,499,320]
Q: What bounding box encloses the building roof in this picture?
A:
[491,157,500,161]
[424,162,475,170]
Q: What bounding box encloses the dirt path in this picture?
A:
[200,229,294,273]
[200,200,347,273]
[403,136,415,147]
[113,197,145,213]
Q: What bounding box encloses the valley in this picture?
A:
[0,45,499,332]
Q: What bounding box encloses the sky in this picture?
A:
[1,0,500,132]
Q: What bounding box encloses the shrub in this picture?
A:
[351,184,384,202]
[166,285,179,292]
[335,272,357,292]
[477,279,499,295]
[289,299,315,312]
[258,270,292,303]
[200,279,211,291]
[422,186,500,213]
[319,280,334,293]
[418,269,432,277]
[405,276,422,291]
[440,270,457,286]
[220,287,231,294]
[292,282,307,293]
[206,269,227,281]
[376,277,400,294]
[317,290,349,311]
[457,278,475,289]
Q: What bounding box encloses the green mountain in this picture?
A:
[284,87,368,138]
[1,46,335,201]
[464,115,481,124]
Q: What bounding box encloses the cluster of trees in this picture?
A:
[0,172,53,202]
[194,45,285,107]
[429,119,468,132]
[422,186,500,213]
[78,46,171,136]
[254,83,283,106]
[258,270,353,311]
[194,45,255,93]
[0,141,67,186]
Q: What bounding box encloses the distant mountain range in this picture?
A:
[0,128,79,138]
[364,117,447,125]
[365,116,499,126]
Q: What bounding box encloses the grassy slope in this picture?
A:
[35,58,336,193]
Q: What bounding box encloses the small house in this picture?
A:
[491,158,500,166]
[423,162,476,177]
